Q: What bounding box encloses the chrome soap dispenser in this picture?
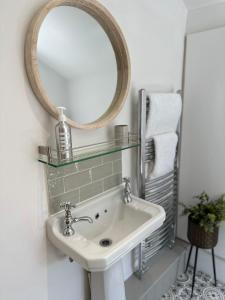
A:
[55,107,73,162]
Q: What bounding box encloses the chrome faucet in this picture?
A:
[123,177,132,204]
[60,202,93,236]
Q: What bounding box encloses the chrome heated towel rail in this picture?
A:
[135,89,181,278]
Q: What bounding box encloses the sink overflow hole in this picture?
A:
[95,213,100,220]
[99,238,112,247]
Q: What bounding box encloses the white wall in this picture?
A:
[183,0,225,11]
[178,27,225,282]
[186,1,225,33]
[0,1,187,299]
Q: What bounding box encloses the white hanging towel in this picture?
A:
[146,93,182,138]
[151,133,178,179]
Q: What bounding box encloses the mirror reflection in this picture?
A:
[37,6,117,124]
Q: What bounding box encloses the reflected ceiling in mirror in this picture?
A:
[37,6,117,124]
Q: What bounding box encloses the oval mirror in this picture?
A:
[25,0,130,129]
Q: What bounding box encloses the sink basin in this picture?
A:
[47,185,165,272]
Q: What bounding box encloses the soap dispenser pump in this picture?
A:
[55,107,73,162]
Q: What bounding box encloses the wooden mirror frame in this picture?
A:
[25,0,130,129]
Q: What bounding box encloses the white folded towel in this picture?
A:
[150,133,178,179]
[146,93,182,138]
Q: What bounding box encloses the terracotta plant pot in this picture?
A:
[187,216,219,249]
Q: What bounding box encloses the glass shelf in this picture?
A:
[38,136,139,168]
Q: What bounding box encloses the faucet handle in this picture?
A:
[123,177,131,190]
[60,202,76,212]
[123,177,132,203]
[123,177,130,183]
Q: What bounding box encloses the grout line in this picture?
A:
[50,187,80,201]
[101,179,104,192]
[62,177,65,193]
[64,176,92,193]
[79,179,105,203]
[78,188,81,203]
[62,168,87,179]
[114,158,122,162]
[50,190,66,199]
[77,159,103,173]
[101,172,122,181]
[90,161,112,170]
[90,161,113,182]
[76,179,104,190]
[110,161,113,175]
[113,171,123,177]
[103,175,122,192]
[112,159,122,175]
[89,168,93,183]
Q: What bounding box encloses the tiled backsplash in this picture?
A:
[47,152,122,214]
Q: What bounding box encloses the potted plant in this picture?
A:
[182,192,225,249]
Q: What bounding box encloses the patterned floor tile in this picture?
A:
[162,267,225,299]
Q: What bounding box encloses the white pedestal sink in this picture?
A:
[47,186,165,300]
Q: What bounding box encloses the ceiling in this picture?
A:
[183,0,225,10]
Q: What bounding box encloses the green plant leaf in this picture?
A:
[184,191,225,232]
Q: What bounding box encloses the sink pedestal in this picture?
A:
[91,260,126,300]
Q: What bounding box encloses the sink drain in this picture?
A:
[99,238,112,247]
